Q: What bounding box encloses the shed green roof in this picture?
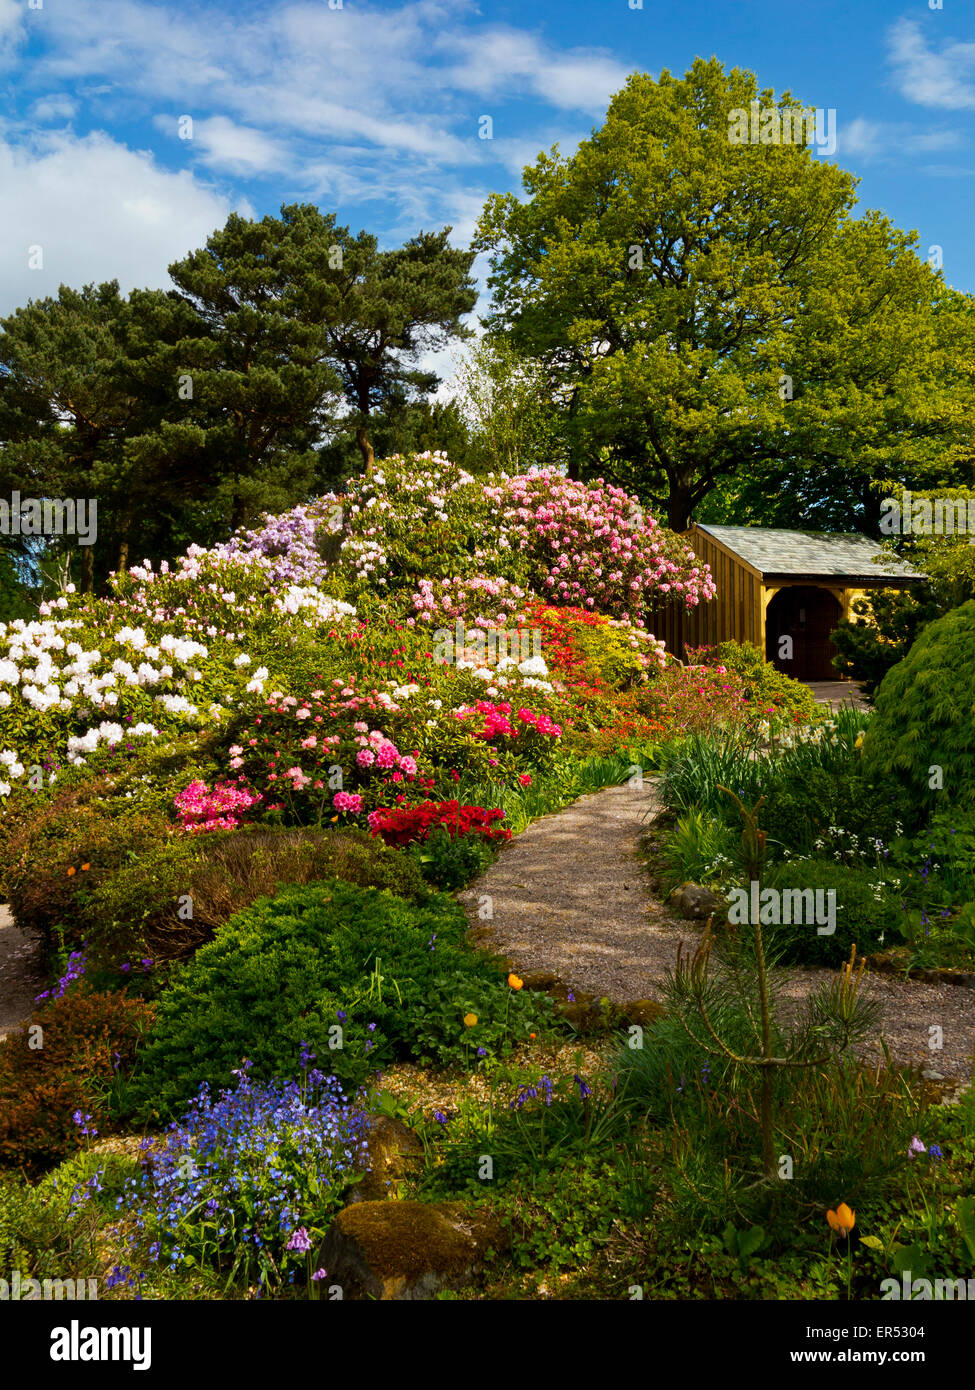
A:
[692,524,925,584]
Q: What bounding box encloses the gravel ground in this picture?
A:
[0,904,44,1041]
[458,782,975,1084]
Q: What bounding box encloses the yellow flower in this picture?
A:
[508,973,523,991]
[827,1203,856,1236]
[463,1013,478,1027]
[854,733,864,752]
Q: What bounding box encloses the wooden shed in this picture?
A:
[648,523,925,681]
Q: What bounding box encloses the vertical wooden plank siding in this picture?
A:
[645,530,768,658]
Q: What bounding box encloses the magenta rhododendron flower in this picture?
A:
[174,778,261,833]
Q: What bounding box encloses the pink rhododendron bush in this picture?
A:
[0,454,717,855]
[209,451,715,625]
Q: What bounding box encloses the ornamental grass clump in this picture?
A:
[119,1061,368,1293]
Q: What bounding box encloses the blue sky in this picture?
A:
[1,0,973,377]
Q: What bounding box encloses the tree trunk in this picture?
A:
[117,503,131,574]
[356,425,375,475]
[81,544,94,595]
[566,389,582,480]
[667,485,694,533]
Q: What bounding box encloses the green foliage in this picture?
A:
[0,778,176,964]
[122,881,551,1122]
[761,859,900,965]
[499,1156,633,1275]
[475,59,965,529]
[571,620,649,690]
[87,824,427,967]
[659,713,897,861]
[863,599,975,828]
[308,224,477,471]
[450,334,568,476]
[0,1154,119,1286]
[660,808,740,889]
[406,824,499,891]
[831,588,934,695]
[705,641,821,723]
[612,1016,924,1248]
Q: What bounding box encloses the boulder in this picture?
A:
[349,1114,423,1203]
[668,881,724,920]
[318,1200,507,1300]
[619,998,666,1027]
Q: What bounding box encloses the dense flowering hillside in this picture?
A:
[0,454,715,821]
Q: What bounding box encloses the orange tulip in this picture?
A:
[508,973,523,990]
[827,1203,856,1236]
[66,866,76,877]
[81,863,90,871]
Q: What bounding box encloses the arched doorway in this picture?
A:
[765,586,841,680]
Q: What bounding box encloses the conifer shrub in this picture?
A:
[862,599,975,829]
[121,880,550,1122]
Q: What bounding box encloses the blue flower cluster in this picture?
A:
[35,949,87,1003]
[510,1075,553,1110]
[117,1057,369,1290]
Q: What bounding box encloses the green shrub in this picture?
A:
[570,621,648,690]
[122,881,551,1122]
[85,825,427,967]
[659,809,740,889]
[0,775,174,962]
[0,1166,102,1287]
[405,825,499,891]
[863,600,975,830]
[758,760,902,860]
[759,858,900,965]
[700,641,821,723]
[660,715,898,861]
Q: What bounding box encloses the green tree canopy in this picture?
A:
[475,59,973,531]
[313,225,478,471]
[0,204,478,592]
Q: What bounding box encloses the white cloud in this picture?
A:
[0,0,24,65]
[887,17,975,111]
[836,114,963,163]
[30,94,78,123]
[171,115,290,177]
[0,130,240,314]
[442,26,628,112]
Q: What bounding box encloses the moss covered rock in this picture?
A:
[318,1200,507,1300]
[350,1115,424,1203]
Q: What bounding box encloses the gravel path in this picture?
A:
[0,904,43,1042]
[458,782,975,1084]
